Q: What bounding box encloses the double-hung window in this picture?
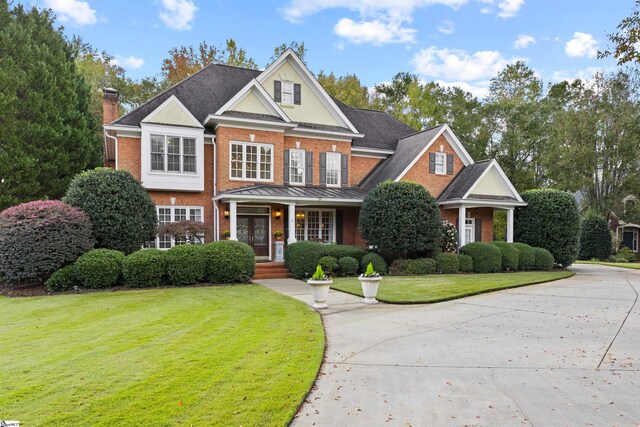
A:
[289,149,305,185]
[434,152,446,175]
[294,209,335,243]
[230,142,273,181]
[146,206,204,249]
[326,152,341,187]
[150,134,196,174]
[281,81,294,105]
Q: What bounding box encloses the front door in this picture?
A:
[623,229,638,252]
[237,215,269,258]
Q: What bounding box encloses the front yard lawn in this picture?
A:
[332,271,574,303]
[576,260,640,270]
[0,285,324,426]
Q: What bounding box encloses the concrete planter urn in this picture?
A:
[358,275,382,304]
[307,279,332,309]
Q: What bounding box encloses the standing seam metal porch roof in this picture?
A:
[214,184,368,201]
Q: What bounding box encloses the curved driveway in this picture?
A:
[258,264,640,426]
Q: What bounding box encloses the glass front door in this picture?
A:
[237,215,269,257]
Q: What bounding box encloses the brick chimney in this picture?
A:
[102,87,119,124]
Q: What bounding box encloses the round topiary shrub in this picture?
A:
[460,242,502,273]
[45,265,78,292]
[435,253,460,274]
[489,242,520,271]
[361,252,387,275]
[390,258,436,276]
[511,242,536,270]
[74,249,125,288]
[360,181,442,259]
[514,189,581,267]
[285,241,323,279]
[338,256,359,277]
[202,241,255,284]
[0,200,94,285]
[533,247,555,271]
[63,168,157,254]
[441,221,458,253]
[165,244,206,286]
[458,254,473,273]
[321,245,367,264]
[122,249,166,288]
[579,214,611,261]
[319,256,339,276]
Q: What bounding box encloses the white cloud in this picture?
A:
[497,0,524,18]
[549,67,602,83]
[112,55,145,70]
[44,0,97,26]
[412,46,519,81]
[437,19,455,35]
[159,0,198,30]
[335,40,346,50]
[514,34,535,49]
[334,17,417,44]
[565,32,598,58]
[436,80,490,98]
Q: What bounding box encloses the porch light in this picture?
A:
[295,211,305,220]
[275,208,282,220]
[223,206,230,219]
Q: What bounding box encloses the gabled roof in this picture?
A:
[214,78,291,122]
[437,160,493,201]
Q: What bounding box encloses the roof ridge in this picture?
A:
[357,156,388,188]
[397,124,446,141]
[331,96,417,134]
[436,164,467,201]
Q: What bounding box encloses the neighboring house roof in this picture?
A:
[438,160,493,201]
[214,184,367,203]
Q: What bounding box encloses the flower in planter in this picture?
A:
[223,230,231,238]
[360,262,380,278]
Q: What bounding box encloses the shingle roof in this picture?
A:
[217,184,367,201]
[358,125,445,189]
[437,160,493,201]
[333,99,417,150]
[222,110,286,122]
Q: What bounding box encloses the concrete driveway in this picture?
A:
[257,264,640,426]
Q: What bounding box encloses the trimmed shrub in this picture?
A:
[511,242,536,270]
[319,256,339,276]
[579,215,611,261]
[0,200,94,285]
[361,252,388,275]
[74,249,125,288]
[285,241,324,279]
[608,256,629,263]
[63,168,157,254]
[202,240,255,284]
[45,265,78,292]
[441,221,458,253]
[165,245,206,286]
[338,256,359,277]
[360,181,442,259]
[390,258,436,275]
[458,254,473,273]
[533,247,555,271]
[389,259,409,276]
[489,242,520,271]
[460,242,502,273]
[514,189,581,267]
[435,253,460,274]
[321,245,367,263]
[617,246,637,263]
[122,249,166,288]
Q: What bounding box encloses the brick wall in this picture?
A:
[283,136,351,185]
[351,156,382,186]
[117,137,142,180]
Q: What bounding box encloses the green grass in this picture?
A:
[576,260,640,270]
[332,271,574,303]
[0,285,324,426]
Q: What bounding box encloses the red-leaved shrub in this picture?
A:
[0,200,94,285]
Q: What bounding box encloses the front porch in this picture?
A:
[616,223,640,254]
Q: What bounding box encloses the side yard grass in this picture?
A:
[331,271,574,303]
[576,260,640,270]
[0,285,324,426]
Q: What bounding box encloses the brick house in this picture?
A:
[103,49,525,261]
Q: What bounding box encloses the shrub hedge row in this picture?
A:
[284,241,373,279]
[460,242,502,273]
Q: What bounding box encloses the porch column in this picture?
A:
[287,203,297,244]
[506,208,514,243]
[229,201,238,241]
[458,206,466,249]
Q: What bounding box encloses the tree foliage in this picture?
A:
[579,212,612,261]
[598,0,640,64]
[317,71,372,109]
[0,2,102,209]
[269,40,308,66]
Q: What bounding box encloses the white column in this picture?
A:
[229,201,238,241]
[458,206,466,249]
[287,203,297,244]
[506,208,514,243]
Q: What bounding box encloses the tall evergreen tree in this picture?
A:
[0,1,101,209]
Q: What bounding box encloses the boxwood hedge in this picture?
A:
[460,242,501,273]
[533,247,555,271]
[45,265,79,292]
[74,249,125,288]
[319,256,339,276]
[489,242,520,271]
[458,254,473,273]
[202,240,255,284]
[361,252,387,275]
[337,256,359,276]
[122,249,166,288]
[434,252,460,274]
[165,244,206,286]
[511,242,536,270]
[390,258,437,275]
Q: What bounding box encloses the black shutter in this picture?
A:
[283,149,290,183]
[475,219,483,242]
[274,80,282,102]
[429,152,436,174]
[305,151,313,184]
[294,83,301,105]
[320,152,327,185]
[341,154,348,187]
[336,209,343,244]
[447,154,454,175]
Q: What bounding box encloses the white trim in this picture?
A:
[214,123,287,133]
[257,49,360,134]
[204,114,297,130]
[104,131,118,169]
[214,79,292,123]
[283,130,355,143]
[213,193,362,206]
[439,199,527,208]
[351,147,394,156]
[229,140,274,183]
[288,148,305,186]
[151,205,205,249]
[395,125,474,182]
[464,217,476,245]
[141,95,204,129]
[462,159,524,203]
[434,152,446,175]
[351,152,388,159]
[325,151,341,188]
[285,127,364,140]
[294,208,337,243]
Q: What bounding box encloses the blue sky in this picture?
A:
[28,0,632,97]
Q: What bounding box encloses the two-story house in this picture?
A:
[102,49,525,262]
